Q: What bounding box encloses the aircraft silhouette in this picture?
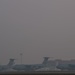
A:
[0,59,15,72]
[56,64,75,71]
[12,57,50,71]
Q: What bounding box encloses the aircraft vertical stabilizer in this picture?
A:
[42,57,49,64]
[7,59,15,67]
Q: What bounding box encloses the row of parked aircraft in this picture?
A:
[0,57,51,72]
[0,57,75,72]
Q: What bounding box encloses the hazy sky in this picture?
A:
[0,0,75,64]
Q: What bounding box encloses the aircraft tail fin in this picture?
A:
[7,59,15,67]
[42,57,49,64]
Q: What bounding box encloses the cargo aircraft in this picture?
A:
[12,57,50,71]
[0,59,15,72]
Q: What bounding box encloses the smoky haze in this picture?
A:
[0,0,75,64]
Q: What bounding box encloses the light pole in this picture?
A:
[20,53,23,64]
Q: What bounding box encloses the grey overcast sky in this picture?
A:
[0,0,75,64]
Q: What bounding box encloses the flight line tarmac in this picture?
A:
[0,71,75,75]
